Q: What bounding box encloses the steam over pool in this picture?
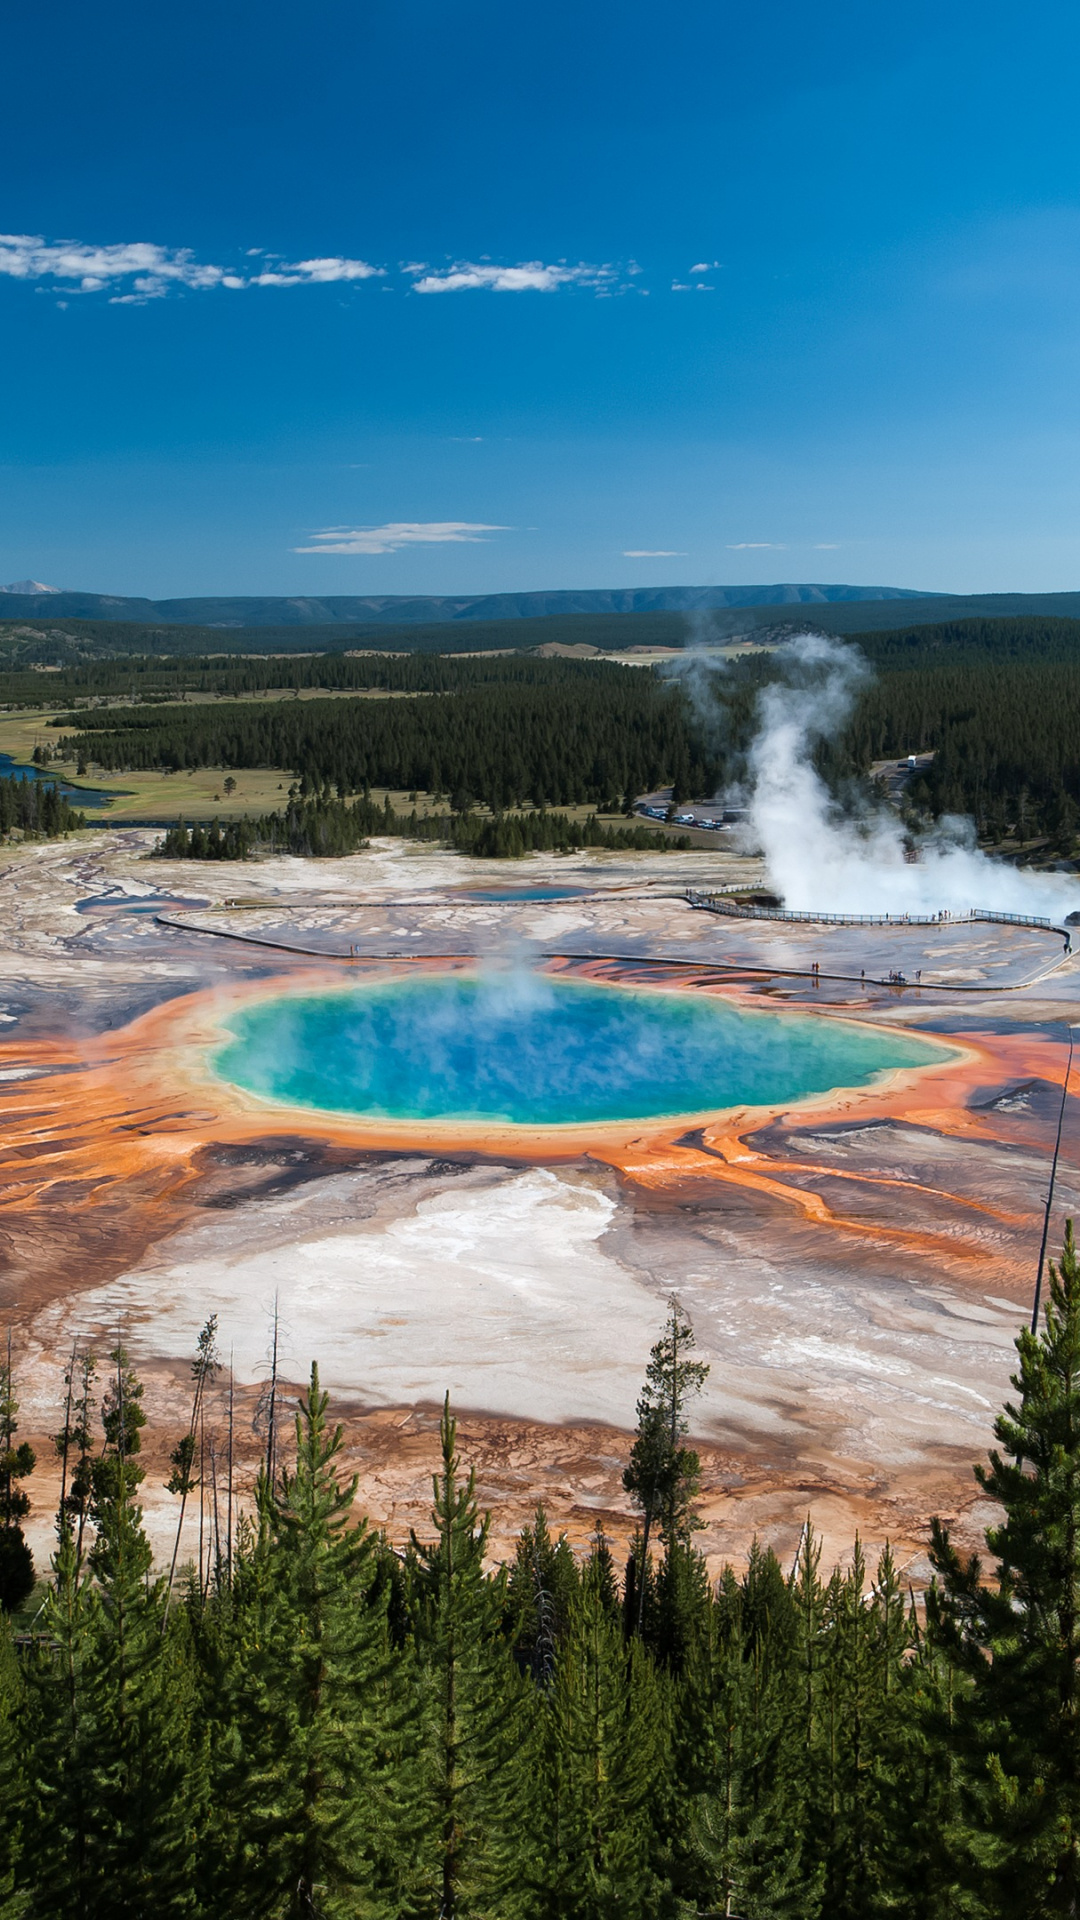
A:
[213,974,946,1126]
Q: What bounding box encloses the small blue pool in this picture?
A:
[457,886,594,902]
[75,892,209,916]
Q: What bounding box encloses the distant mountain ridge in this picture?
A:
[0,581,940,627]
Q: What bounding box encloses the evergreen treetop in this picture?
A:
[929,1217,1080,1916]
[0,1330,36,1613]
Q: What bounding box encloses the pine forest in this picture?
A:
[29,615,1080,855]
[4,1238,1080,1918]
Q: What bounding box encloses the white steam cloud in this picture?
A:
[747,634,1080,920]
[666,632,1080,922]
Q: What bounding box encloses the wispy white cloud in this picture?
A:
[690,260,720,273]
[813,542,841,549]
[672,279,713,291]
[408,259,619,294]
[250,257,382,288]
[623,549,687,558]
[727,542,786,550]
[293,521,511,556]
[0,231,646,306]
[0,235,230,295]
[0,233,382,303]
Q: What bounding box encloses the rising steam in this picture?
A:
[696,633,1080,921]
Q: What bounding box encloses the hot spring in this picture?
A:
[213,974,948,1127]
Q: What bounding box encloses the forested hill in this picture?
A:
[0,636,683,700]
[854,612,1080,663]
[838,615,1080,837]
[42,622,1080,846]
[0,608,697,665]
[24,614,1080,851]
[0,579,936,626]
[9,598,1080,670]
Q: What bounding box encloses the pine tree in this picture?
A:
[87,1346,204,1914]
[506,1503,580,1679]
[810,1540,913,1919]
[674,1565,739,1913]
[858,1544,923,1919]
[21,1346,204,1917]
[789,1518,825,1823]
[0,1614,25,1916]
[525,1550,674,1920]
[586,1524,621,1621]
[738,1543,811,1917]
[673,1545,810,1919]
[21,1429,100,1918]
[87,1344,149,1583]
[164,1315,220,1619]
[653,1535,712,1676]
[55,1347,97,1575]
[621,1529,657,1645]
[204,1363,401,1917]
[928,1220,1080,1916]
[0,1331,35,1613]
[875,1604,974,1920]
[406,1397,528,1918]
[623,1301,709,1641]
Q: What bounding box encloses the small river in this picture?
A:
[0,753,119,810]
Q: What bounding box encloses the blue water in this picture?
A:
[75,891,209,916]
[213,974,947,1127]
[458,886,592,902]
[0,753,118,809]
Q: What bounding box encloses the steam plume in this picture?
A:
[742,634,1080,920]
[749,633,1080,918]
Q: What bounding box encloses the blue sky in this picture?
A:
[4,0,1080,597]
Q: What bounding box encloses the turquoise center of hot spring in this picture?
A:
[212,974,947,1126]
